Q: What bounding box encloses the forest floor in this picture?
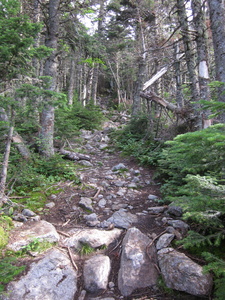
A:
[36,118,202,300]
[7,116,205,300]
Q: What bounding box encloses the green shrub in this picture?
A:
[55,100,104,138]
[0,257,25,292]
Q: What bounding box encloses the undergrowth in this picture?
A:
[113,115,225,299]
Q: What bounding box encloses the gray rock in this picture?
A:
[167,205,183,217]
[148,206,167,214]
[79,197,93,212]
[79,160,93,167]
[98,198,107,208]
[5,249,77,300]
[107,209,138,229]
[114,180,126,187]
[167,219,189,234]
[148,194,158,200]
[99,143,108,150]
[158,248,213,296]
[22,209,36,217]
[118,227,159,296]
[111,203,128,210]
[84,213,98,222]
[64,228,122,249]
[7,220,60,251]
[45,202,55,209]
[127,182,137,189]
[83,255,111,293]
[156,233,175,250]
[12,214,28,222]
[112,163,127,171]
[84,214,100,227]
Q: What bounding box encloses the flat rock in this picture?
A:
[118,227,159,296]
[148,206,167,214]
[156,233,175,250]
[83,254,111,293]
[158,247,213,296]
[4,249,77,300]
[107,209,138,229]
[64,228,122,249]
[79,197,93,212]
[7,220,60,251]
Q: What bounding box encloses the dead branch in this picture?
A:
[56,148,91,161]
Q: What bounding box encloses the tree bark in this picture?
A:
[0,108,31,159]
[191,0,211,127]
[207,0,225,122]
[0,125,14,203]
[39,0,60,157]
[176,0,202,129]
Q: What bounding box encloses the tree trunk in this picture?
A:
[207,0,225,122]
[0,125,14,203]
[39,0,60,157]
[191,0,211,127]
[176,0,202,129]
[0,108,31,159]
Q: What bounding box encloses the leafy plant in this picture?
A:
[0,257,25,292]
[79,243,95,256]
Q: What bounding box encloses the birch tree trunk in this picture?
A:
[39,0,60,157]
[207,0,225,123]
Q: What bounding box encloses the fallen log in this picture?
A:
[56,148,91,161]
[140,91,180,113]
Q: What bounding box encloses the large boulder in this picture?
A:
[158,247,213,296]
[7,220,60,251]
[4,249,77,300]
[118,227,159,296]
[64,228,122,249]
[83,254,111,293]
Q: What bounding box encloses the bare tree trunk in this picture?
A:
[39,0,60,157]
[177,0,202,129]
[0,125,14,204]
[207,0,225,123]
[173,41,184,107]
[0,108,31,159]
[191,0,211,128]
[68,56,75,105]
[132,7,147,116]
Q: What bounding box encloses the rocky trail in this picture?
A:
[1,116,213,300]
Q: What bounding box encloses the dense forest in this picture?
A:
[1,0,225,299]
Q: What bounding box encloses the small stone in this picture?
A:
[98,198,107,208]
[79,160,93,167]
[112,163,127,171]
[108,281,115,289]
[79,197,93,212]
[167,205,183,217]
[99,143,108,150]
[156,233,175,250]
[45,202,55,209]
[127,183,137,189]
[148,194,158,200]
[148,206,167,214]
[84,213,98,222]
[13,214,28,222]
[22,209,36,217]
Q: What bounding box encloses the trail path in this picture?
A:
[3,117,211,300]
